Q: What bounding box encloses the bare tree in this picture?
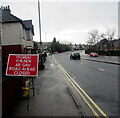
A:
[87,30,100,45]
[86,37,95,45]
[101,27,115,41]
[100,27,115,55]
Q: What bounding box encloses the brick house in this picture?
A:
[96,38,120,51]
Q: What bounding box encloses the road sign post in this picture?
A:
[6,54,39,110]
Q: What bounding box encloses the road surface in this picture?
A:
[53,50,118,116]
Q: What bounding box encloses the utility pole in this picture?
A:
[38,0,42,52]
[38,0,45,69]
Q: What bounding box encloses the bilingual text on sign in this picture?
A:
[6,54,39,76]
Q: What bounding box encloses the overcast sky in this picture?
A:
[1,0,118,44]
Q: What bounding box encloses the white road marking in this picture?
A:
[99,69,105,72]
[111,56,118,58]
[51,63,54,67]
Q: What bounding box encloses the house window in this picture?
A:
[26,30,31,41]
[23,29,26,40]
[27,49,31,54]
[112,44,114,47]
[104,44,107,47]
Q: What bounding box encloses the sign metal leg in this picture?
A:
[27,94,29,111]
[32,77,35,96]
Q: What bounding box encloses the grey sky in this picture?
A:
[1,0,118,44]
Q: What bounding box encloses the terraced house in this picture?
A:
[0,6,34,114]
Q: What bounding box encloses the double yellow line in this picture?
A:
[52,56,108,118]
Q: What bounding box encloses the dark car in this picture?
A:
[38,53,45,69]
[90,52,98,57]
[70,52,81,60]
[42,51,47,57]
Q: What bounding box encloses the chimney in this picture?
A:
[1,5,11,13]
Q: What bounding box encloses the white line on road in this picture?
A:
[99,69,105,72]
[51,63,54,67]
[111,57,118,58]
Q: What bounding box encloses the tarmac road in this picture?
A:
[53,51,118,116]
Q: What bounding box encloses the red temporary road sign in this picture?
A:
[6,54,39,76]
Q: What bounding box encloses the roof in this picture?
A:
[0,8,34,35]
[109,39,120,45]
[95,38,120,47]
[97,39,108,45]
[22,20,33,29]
[0,8,22,23]
[23,20,34,35]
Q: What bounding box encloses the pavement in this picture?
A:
[5,56,86,117]
[81,55,119,65]
[83,57,120,65]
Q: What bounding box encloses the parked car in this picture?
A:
[38,53,45,69]
[70,52,81,60]
[90,52,98,57]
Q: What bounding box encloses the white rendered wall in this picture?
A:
[1,22,25,46]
